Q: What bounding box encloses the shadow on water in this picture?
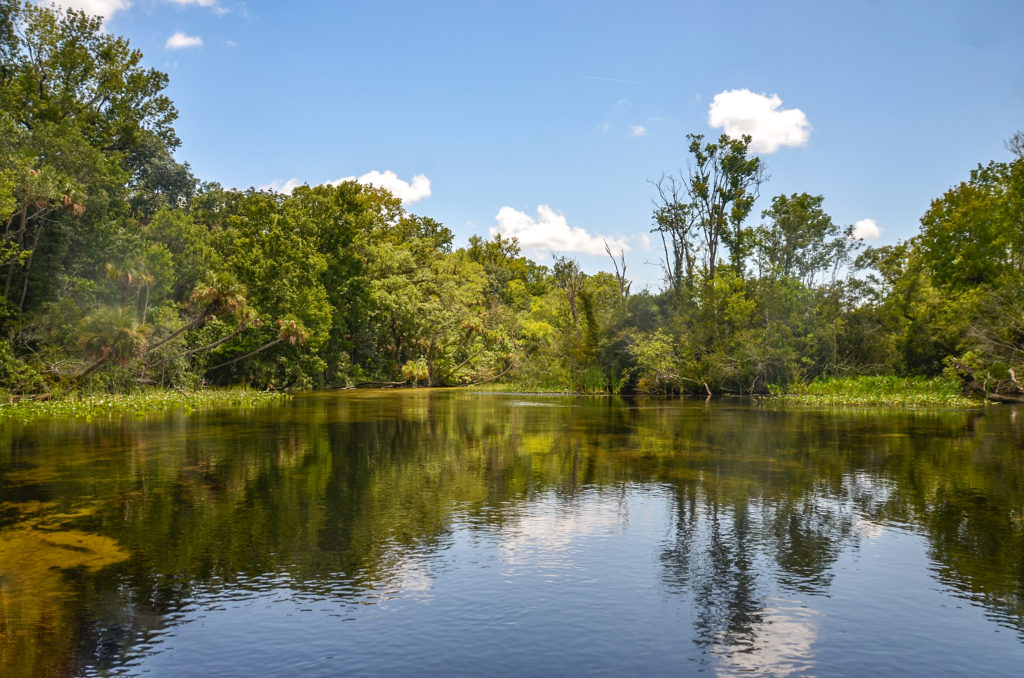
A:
[1,391,1023,676]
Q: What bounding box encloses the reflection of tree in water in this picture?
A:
[656,404,1024,665]
[662,490,761,657]
[928,487,1024,633]
[3,394,1024,675]
[661,487,853,668]
[766,493,850,594]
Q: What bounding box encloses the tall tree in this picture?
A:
[753,193,855,287]
[653,133,765,286]
[0,1,179,317]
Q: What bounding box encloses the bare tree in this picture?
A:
[604,240,631,298]
[552,255,585,336]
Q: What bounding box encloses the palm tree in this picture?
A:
[207,317,309,372]
[146,308,260,370]
[79,306,148,377]
[105,263,156,323]
[146,273,248,354]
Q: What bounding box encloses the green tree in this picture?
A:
[753,193,855,286]
[0,2,178,314]
[918,158,1024,290]
[653,133,765,287]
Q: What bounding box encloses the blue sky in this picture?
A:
[51,0,1024,288]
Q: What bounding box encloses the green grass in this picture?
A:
[0,387,288,424]
[770,375,980,408]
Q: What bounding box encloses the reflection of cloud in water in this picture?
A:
[393,556,435,594]
[498,493,626,576]
[843,471,896,509]
[855,517,885,539]
[712,598,822,677]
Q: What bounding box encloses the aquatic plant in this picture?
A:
[0,388,287,424]
[770,376,980,408]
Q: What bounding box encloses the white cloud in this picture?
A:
[258,178,302,194]
[708,89,811,153]
[165,32,202,49]
[629,125,646,137]
[167,0,228,14]
[852,218,881,241]
[490,205,630,257]
[329,170,431,204]
[41,1,131,19]
[258,171,432,203]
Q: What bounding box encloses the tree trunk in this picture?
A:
[207,337,282,371]
[4,202,27,300]
[146,314,207,354]
[962,377,1024,403]
[141,283,150,324]
[147,325,247,369]
[18,222,46,310]
[80,356,108,378]
[950,359,1024,403]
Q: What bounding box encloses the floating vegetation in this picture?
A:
[769,376,981,408]
[0,388,288,424]
[465,382,573,394]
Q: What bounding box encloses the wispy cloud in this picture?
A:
[708,89,810,154]
[165,31,202,49]
[490,205,629,257]
[167,0,227,14]
[629,125,646,137]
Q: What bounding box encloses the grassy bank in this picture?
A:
[0,388,288,424]
[770,376,980,408]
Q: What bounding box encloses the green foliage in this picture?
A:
[753,193,856,285]
[652,133,765,288]
[918,159,1024,290]
[0,387,285,423]
[774,376,977,408]
[629,330,679,393]
[400,357,430,384]
[0,1,1019,403]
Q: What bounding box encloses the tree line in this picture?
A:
[1,2,1021,396]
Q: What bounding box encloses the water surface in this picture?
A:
[2,391,1023,676]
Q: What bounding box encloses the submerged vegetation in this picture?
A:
[0,2,1022,402]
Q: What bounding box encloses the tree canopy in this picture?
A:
[1,1,1022,398]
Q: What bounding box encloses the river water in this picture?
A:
[2,391,1023,676]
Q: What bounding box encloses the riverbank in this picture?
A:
[0,376,982,424]
[467,375,985,407]
[770,376,981,408]
[0,388,287,424]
